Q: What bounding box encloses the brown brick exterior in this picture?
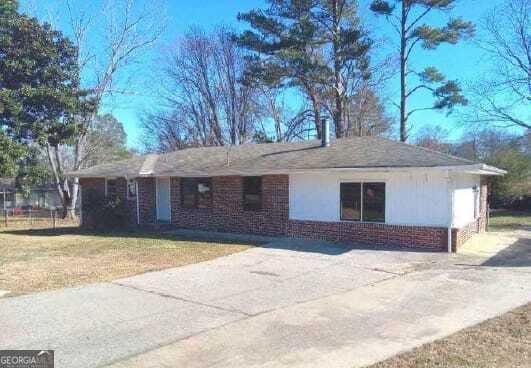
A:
[287,220,448,250]
[137,177,156,224]
[169,175,289,236]
[80,174,489,252]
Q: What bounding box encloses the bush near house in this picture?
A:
[83,189,132,229]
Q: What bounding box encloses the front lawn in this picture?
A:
[0,227,258,296]
[369,303,530,368]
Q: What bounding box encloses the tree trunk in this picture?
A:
[399,1,408,142]
[332,0,344,138]
[68,177,79,219]
[309,92,321,139]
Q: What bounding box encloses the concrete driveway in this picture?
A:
[1,230,530,368]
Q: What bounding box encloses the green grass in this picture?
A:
[488,210,531,231]
[0,227,260,296]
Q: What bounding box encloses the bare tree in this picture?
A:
[467,0,530,130]
[38,0,165,217]
[255,88,315,143]
[344,87,393,137]
[143,26,265,151]
[414,126,451,153]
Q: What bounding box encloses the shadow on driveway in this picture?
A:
[481,237,531,268]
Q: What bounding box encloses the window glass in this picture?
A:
[106,179,117,198]
[181,178,196,209]
[340,183,361,221]
[196,178,212,208]
[363,183,385,222]
[181,178,212,209]
[243,176,262,210]
[127,179,136,200]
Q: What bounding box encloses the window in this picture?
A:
[105,179,117,198]
[363,183,385,222]
[127,179,137,200]
[181,178,212,209]
[243,176,262,211]
[340,183,361,221]
[340,182,385,222]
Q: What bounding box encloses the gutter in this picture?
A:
[67,163,507,179]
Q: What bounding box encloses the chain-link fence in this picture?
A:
[1,208,80,230]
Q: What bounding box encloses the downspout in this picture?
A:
[136,180,140,226]
[447,171,454,253]
[79,186,83,227]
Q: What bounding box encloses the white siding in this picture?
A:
[452,174,480,228]
[289,171,452,227]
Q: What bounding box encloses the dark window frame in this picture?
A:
[340,181,386,223]
[180,177,213,209]
[243,176,262,211]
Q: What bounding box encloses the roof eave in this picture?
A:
[72,164,505,178]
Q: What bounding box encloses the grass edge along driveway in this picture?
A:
[0,227,259,296]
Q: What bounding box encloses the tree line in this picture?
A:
[0,0,529,216]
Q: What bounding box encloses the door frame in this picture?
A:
[155,177,171,223]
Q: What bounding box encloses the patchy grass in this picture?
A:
[369,303,531,368]
[489,210,531,231]
[0,227,258,296]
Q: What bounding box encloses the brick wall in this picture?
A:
[287,220,448,250]
[168,175,289,236]
[137,177,156,224]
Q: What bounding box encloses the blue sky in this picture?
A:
[22,0,510,148]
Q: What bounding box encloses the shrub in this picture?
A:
[83,189,131,229]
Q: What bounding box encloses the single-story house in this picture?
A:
[70,126,505,252]
[0,177,62,210]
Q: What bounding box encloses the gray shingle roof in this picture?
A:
[70,137,484,178]
[0,177,16,189]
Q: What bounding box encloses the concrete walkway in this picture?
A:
[1,230,529,368]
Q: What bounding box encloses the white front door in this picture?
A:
[156,177,171,222]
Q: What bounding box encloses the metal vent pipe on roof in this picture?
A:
[321,118,330,147]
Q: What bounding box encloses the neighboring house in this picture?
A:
[0,177,62,210]
[70,125,505,252]
[0,178,16,210]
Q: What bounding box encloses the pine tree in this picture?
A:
[370,0,474,141]
[237,0,371,138]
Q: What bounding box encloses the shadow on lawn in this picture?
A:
[2,226,446,256]
[1,227,269,247]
